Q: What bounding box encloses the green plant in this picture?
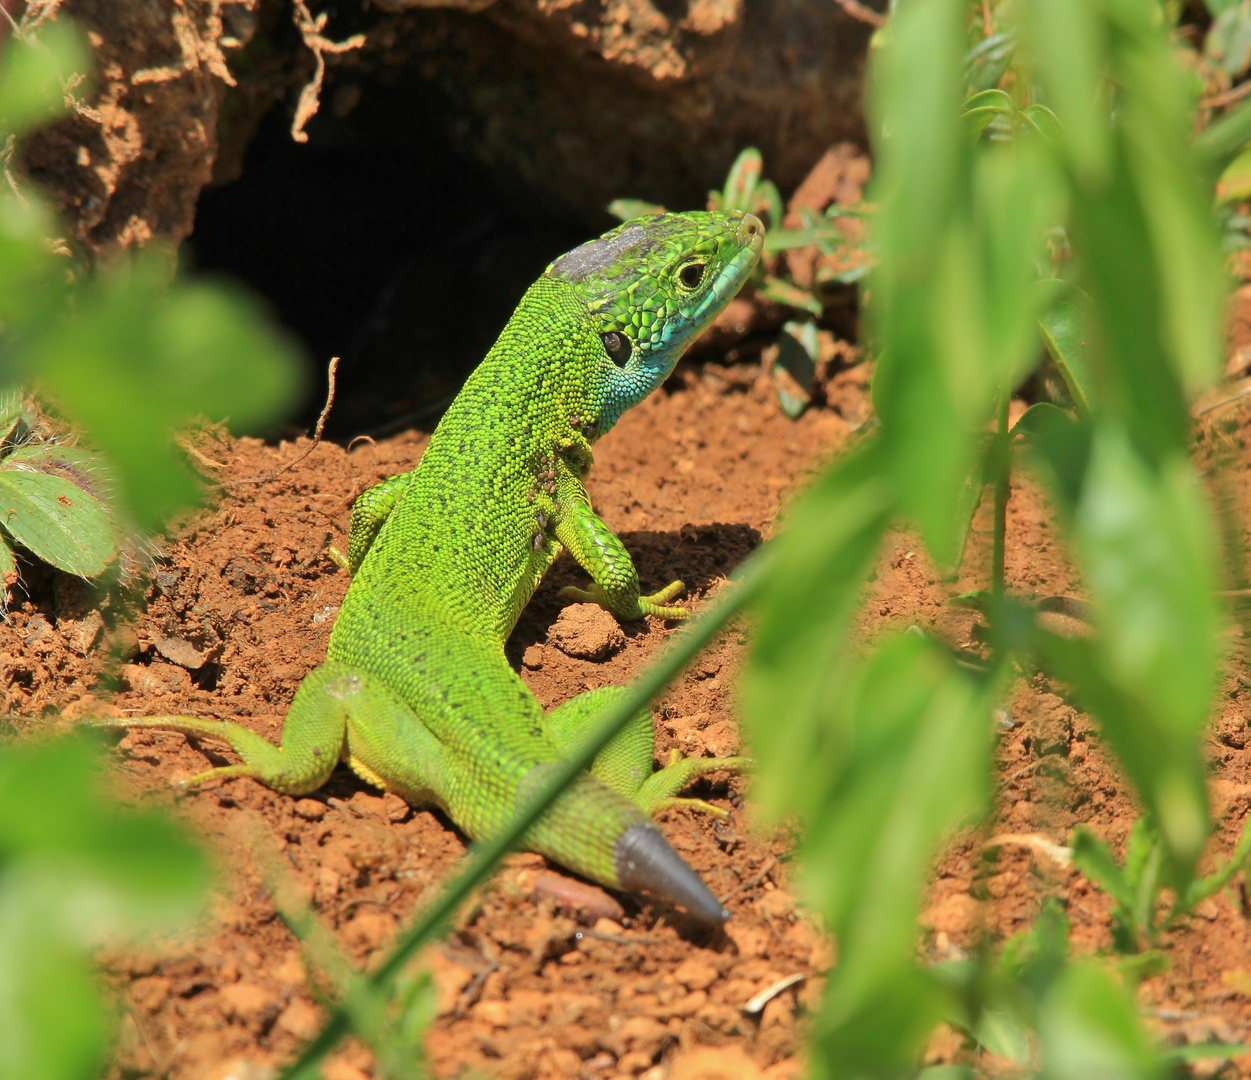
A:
[0,15,303,1080]
[1070,811,1251,957]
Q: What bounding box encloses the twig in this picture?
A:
[1204,80,1251,111]
[830,0,886,29]
[985,832,1073,867]
[718,854,778,906]
[240,356,339,484]
[452,956,498,1017]
[18,0,62,35]
[743,973,806,1015]
[176,435,228,471]
[290,2,366,143]
[1196,381,1251,417]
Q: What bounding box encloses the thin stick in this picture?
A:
[239,356,338,484]
[1196,382,1251,417]
[830,0,886,29]
[991,392,1010,603]
[1204,80,1251,111]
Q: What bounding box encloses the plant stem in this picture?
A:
[279,545,776,1080]
[992,390,1010,604]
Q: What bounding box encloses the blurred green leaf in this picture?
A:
[803,634,996,1076]
[0,920,104,1080]
[976,1008,1033,1066]
[1037,963,1163,1080]
[0,191,69,337]
[1180,813,1251,910]
[965,32,1016,94]
[756,273,823,316]
[0,736,211,1080]
[28,254,302,528]
[742,438,894,825]
[1217,145,1251,204]
[1013,0,1110,184]
[719,147,762,213]
[1165,1043,1251,1064]
[0,20,90,138]
[1071,821,1162,952]
[812,964,952,1080]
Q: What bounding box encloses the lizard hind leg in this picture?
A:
[85,662,367,796]
[544,686,750,817]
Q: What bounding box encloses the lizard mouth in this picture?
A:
[614,823,729,924]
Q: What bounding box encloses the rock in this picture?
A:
[472,999,509,1027]
[60,694,123,722]
[65,610,105,656]
[220,982,276,1023]
[275,998,322,1040]
[426,946,476,1016]
[130,975,171,1013]
[342,910,398,953]
[119,662,192,696]
[152,627,221,671]
[920,892,981,936]
[293,799,327,821]
[670,1046,765,1080]
[547,604,625,661]
[379,1,872,220]
[674,957,719,991]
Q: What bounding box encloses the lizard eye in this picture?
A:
[601,331,632,367]
[678,262,706,289]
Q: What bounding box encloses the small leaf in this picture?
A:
[1037,963,1163,1079]
[0,446,115,577]
[757,274,823,316]
[1207,4,1251,78]
[964,32,1016,93]
[1070,826,1132,908]
[721,147,763,212]
[977,1008,1033,1066]
[1036,283,1095,416]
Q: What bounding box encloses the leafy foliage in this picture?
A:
[0,16,302,1080]
[0,390,117,585]
[734,0,1238,1075]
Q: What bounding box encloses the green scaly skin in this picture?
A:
[94,211,764,923]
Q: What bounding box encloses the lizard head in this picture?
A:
[545,210,764,432]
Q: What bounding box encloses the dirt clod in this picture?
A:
[546,603,626,660]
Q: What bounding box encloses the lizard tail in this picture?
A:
[615,823,728,924]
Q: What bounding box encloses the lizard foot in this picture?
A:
[633,750,753,817]
[557,580,688,621]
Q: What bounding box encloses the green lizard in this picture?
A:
[95,210,764,924]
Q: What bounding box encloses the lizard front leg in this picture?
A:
[549,448,687,621]
[328,470,414,574]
